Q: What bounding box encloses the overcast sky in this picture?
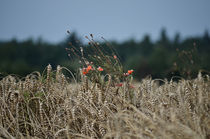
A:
[0,0,210,43]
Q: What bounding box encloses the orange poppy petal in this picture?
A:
[97,67,103,71]
[127,70,134,74]
[87,65,92,71]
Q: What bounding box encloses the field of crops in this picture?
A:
[0,37,209,139]
[0,64,209,138]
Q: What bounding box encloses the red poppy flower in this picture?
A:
[127,69,134,75]
[87,65,93,71]
[97,67,103,71]
[82,68,88,75]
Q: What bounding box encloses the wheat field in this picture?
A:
[0,64,209,139]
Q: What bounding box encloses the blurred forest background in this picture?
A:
[0,29,210,80]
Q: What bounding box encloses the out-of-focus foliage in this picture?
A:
[0,29,210,80]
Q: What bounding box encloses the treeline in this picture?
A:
[0,29,210,80]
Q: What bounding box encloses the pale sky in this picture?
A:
[0,0,210,43]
